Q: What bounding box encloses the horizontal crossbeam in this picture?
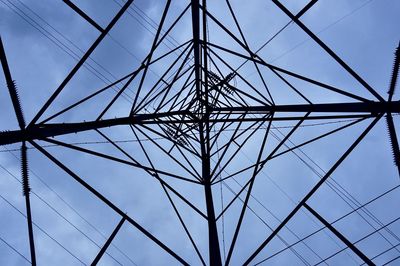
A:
[213,101,400,114]
[1,101,398,146]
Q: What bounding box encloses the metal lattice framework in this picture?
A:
[1,0,399,265]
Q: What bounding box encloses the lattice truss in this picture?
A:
[0,0,400,265]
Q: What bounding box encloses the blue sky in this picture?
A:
[0,0,400,265]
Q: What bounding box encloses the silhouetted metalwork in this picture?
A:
[1,0,399,265]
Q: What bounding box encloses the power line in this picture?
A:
[271,0,376,64]
[0,119,355,156]
[382,255,400,266]
[0,116,377,153]
[0,235,31,264]
[225,86,400,261]
[0,162,125,265]
[272,124,400,254]
[0,193,86,265]
[205,143,316,265]
[2,0,135,104]
[214,99,358,262]
[2,0,186,121]
[255,183,400,264]
[113,0,181,51]
[1,146,138,265]
[221,181,314,266]
[244,0,376,81]
[3,0,398,264]
[313,215,400,266]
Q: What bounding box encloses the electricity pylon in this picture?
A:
[1,0,399,265]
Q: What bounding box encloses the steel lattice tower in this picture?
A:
[1,0,399,265]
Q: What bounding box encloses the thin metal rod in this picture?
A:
[62,0,104,32]
[215,178,251,221]
[135,44,194,113]
[225,115,272,266]
[315,215,400,266]
[161,184,206,266]
[257,184,400,265]
[210,114,246,178]
[296,0,319,18]
[41,67,141,124]
[131,127,206,265]
[133,125,202,180]
[303,203,374,266]
[206,42,369,102]
[96,66,143,120]
[28,0,134,126]
[225,112,309,264]
[244,114,382,265]
[232,0,318,74]
[211,115,269,183]
[30,140,189,265]
[225,0,275,105]
[271,116,366,159]
[75,130,207,217]
[137,122,201,158]
[155,47,195,113]
[205,48,272,105]
[91,217,125,265]
[130,0,171,113]
[271,0,384,102]
[44,136,201,186]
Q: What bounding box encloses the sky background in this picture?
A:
[0,0,400,265]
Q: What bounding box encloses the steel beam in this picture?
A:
[28,0,134,126]
[271,0,384,102]
[1,101,398,146]
[213,101,400,114]
[192,0,222,264]
[0,37,25,129]
[21,142,36,266]
[304,203,374,266]
[91,217,125,265]
[62,0,104,32]
[243,114,382,265]
[30,141,189,265]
